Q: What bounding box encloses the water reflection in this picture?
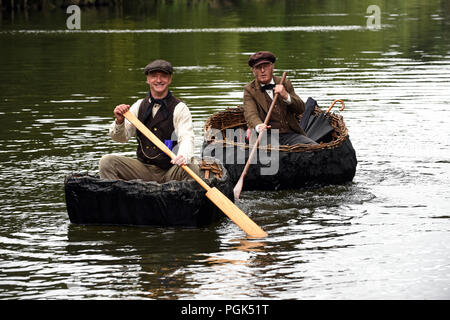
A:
[1,25,368,34]
[66,225,223,299]
[203,238,267,266]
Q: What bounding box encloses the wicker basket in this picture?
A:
[203,106,349,152]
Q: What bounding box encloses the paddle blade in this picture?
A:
[233,178,244,201]
[206,187,267,238]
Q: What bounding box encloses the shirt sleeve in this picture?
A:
[282,93,292,104]
[109,99,142,143]
[173,102,195,162]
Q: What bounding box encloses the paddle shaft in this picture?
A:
[234,72,287,198]
[123,111,210,190]
[122,111,267,238]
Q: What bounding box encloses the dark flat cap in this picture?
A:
[144,59,173,75]
[248,51,276,67]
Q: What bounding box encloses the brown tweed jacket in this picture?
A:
[243,75,307,135]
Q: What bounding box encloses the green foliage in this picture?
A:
[1,0,118,10]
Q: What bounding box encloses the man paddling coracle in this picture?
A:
[99,59,200,182]
[243,51,317,145]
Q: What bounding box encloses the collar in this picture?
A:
[259,78,275,87]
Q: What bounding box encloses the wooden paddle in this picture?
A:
[233,72,287,201]
[123,111,268,238]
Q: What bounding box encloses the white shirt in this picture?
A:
[109,98,194,162]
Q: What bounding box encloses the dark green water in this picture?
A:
[1,0,449,299]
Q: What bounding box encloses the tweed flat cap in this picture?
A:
[144,59,173,75]
[248,51,276,67]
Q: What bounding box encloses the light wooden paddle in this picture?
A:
[123,111,268,238]
[233,72,287,201]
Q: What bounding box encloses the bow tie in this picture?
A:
[260,83,275,92]
[143,91,172,122]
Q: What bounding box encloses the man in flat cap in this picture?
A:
[243,51,317,145]
[99,59,199,182]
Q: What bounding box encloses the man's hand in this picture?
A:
[256,123,272,133]
[113,104,131,124]
[171,154,187,167]
[274,84,289,100]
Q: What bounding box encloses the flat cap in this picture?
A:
[144,59,173,75]
[248,51,276,68]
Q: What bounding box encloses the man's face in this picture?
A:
[146,71,172,97]
[252,62,274,84]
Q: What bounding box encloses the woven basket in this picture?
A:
[203,106,349,152]
[198,158,223,179]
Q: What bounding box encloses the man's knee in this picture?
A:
[99,154,116,170]
[162,163,200,182]
[99,154,123,179]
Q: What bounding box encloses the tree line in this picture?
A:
[0,0,124,10]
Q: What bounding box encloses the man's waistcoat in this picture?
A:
[262,92,293,134]
[136,95,180,169]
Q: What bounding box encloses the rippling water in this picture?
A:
[1,1,449,299]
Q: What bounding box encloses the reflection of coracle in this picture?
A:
[66,224,222,299]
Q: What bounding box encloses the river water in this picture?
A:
[0,0,449,299]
